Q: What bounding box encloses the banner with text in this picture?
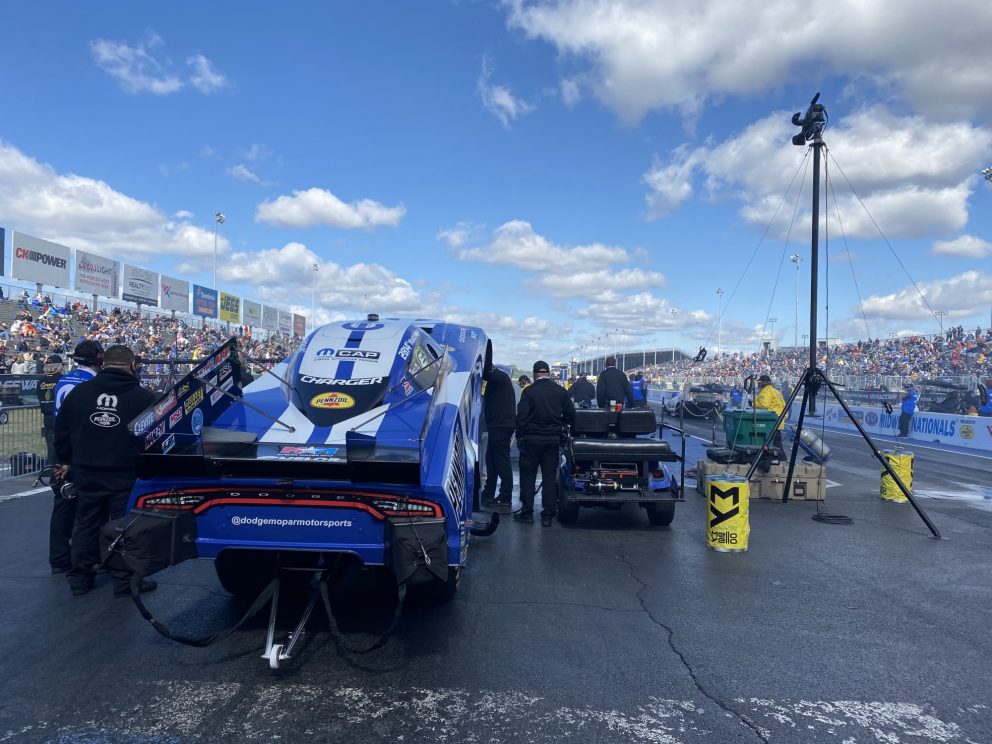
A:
[11,232,70,286]
[278,310,293,336]
[74,250,120,298]
[292,314,306,337]
[242,299,262,327]
[160,275,190,312]
[262,305,279,332]
[0,227,4,276]
[193,285,218,318]
[122,264,159,306]
[219,291,241,323]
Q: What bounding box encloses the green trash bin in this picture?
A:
[723,409,780,448]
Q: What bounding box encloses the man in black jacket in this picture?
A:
[39,354,74,573]
[481,365,515,507]
[568,373,596,408]
[515,360,575,526]
[54,345,158,597]
[596,356,634,409]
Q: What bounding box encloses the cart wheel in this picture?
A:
[645,501,676,526]
[268,644,283,669]
[557,476,579,524]
[0,411,8,425]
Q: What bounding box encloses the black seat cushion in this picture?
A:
[617,410,657,435]
[572,438,676,462]
[573,409,610,435]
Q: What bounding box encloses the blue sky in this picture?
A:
[1,0,990,366]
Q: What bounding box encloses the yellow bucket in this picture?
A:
[707,474,749,552]
[880,450,913,503]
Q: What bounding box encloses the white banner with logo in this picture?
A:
[243,299,263,327]
[122,264,160,306]
[159,275,190,312]
[11,232,71,286]
[73,250,120,297]
[278,310,293,335]
[262,305,279,332]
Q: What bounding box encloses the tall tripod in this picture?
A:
[744,93,940,539]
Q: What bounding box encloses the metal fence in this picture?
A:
[0,404,47,479]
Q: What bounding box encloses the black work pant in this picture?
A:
[44,426,77,569]
[67,472,136,593]
[898,412,912,436]
[518,439,560,517]
[482,427,514,502]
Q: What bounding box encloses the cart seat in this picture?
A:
[571,437,677,462]
[617,409,657,435]
[572,409,610,436]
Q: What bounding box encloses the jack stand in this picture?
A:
[260,571,322,670]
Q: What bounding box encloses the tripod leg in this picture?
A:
[745,369,809,481]
[781,385,811,504]
[818,373,941,539]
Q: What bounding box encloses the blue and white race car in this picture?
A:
[128,316,496,606]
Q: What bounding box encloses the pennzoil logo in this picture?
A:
[311,392,355,409]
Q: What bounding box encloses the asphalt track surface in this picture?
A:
[0,414,990,743]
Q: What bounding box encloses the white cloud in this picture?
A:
[478,56,535,128]
[933,234,992,259]
[255,187,406,229]
[90,33,228,95]
[187,53,229,93]
[455,220,629,271]
[504,0,992,123]
[535,268,664,298]
[241,143,271,162]
[643,107,992,238]
[174,209,194,219]
[437,222,483,249]
[0,141,227,260]
[227,164,268,186]
[446,310,564,341]
[859,271,992,321]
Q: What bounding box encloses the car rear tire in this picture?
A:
[645,501,676,526]
[557,477,579,524]
[407,566,460,604]
[214,550,277,599]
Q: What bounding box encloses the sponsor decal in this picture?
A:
[90,411,121,428]
[342,321,383,331]
[217,363,232,382]
[402,380,413,395]
[230,515,353,528]
[299,375,383,386]
[168,408,182,428]
[134,411,155,436]
[864,412,879,426]
[162,434,176,454]
[220,377,234,391]
[278,445,339,456]
[959,424,975,440]
[315,348,381,361]
[177,382,191,398]
[145,421,166,448]
[191,408,203,435]
[311,392,355,409]
[15,246,67,268]
[315,347,336,359]
[183,387,205,414]
[154,393,176,419]
[96,393,118,409]
[398,332,417,360]
[210,389,224,406]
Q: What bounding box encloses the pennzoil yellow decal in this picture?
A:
[310,392,355,409]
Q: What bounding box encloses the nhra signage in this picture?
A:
[74,250,120,298]
[193,285,218,318]
[122,264,159,306]
[160,275,190,312]
[11,231,70,286]
[243,299,262,327]
[293,314,306,337]
[262,304,279,332]
[219,292,241,323]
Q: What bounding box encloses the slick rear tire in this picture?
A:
[407,566,460,605]
[215,550,277,599]
[645,501,676,527]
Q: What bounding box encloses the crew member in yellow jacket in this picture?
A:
[753,374,786,449]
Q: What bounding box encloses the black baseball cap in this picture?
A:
[45,354,64,365]
[758,374,772,383]
[71,340,104,365]
[533,360,550,374]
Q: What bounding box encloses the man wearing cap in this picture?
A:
[898,384,918,437]
[753,374,786,450]
[515,360,575,526]
[596,356,635,410]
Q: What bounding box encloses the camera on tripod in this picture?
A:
[791,92,827,146]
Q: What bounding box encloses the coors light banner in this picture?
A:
[11,232,71,286]
[74,250,120,298]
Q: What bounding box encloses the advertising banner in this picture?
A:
[0,227,4,277]
[74,250,120,298]
[262,305,279,332]
[278,310,293,335]
[193,285,218,318]
[219,292,241,323]
[292,314,306,337]
[160,275,190,312]
[11,231,70,286]
[243,299,262,327]
[122,264,159,306]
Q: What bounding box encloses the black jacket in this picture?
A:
[483,367,516,430]
[516,377,575,442]
[568,377,596,406]
[53,368,157,475]
[596,366,635,408]
[38,373,61,428]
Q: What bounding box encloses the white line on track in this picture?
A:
[0,485,50,503]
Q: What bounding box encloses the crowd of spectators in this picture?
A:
[629,326,992,389]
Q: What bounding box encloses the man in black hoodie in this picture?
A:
[481,365,516,507]
[54,345,158,597]
[596,356,634,409]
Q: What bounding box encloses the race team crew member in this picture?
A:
[568,373,596,408]
[596,356,634,409]
[753,374,786,450]
[481,364,516,507]
[515,360,575,526]
[39,354,72,573]
[897,384,919,437]
[47,341,104,574]
[54,345,158,598]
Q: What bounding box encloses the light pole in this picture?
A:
[615,328,624,370]
[790,253,801,347]
[670,308,678,362]
[212,211,225,289]
[934,310,948,334]
[768,317,777,353]
[715,288,724,357]
[311,263,319,326]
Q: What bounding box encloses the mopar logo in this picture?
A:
[316,348,336,358]
[96,394,118,409]
[342,321,383,331]
[314,348,381,361]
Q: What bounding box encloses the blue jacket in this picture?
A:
[901,389,918,415]
[53,367,96,417]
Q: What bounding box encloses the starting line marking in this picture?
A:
[0,485,50,503]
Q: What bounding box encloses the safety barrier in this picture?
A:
[0,404,46,479]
